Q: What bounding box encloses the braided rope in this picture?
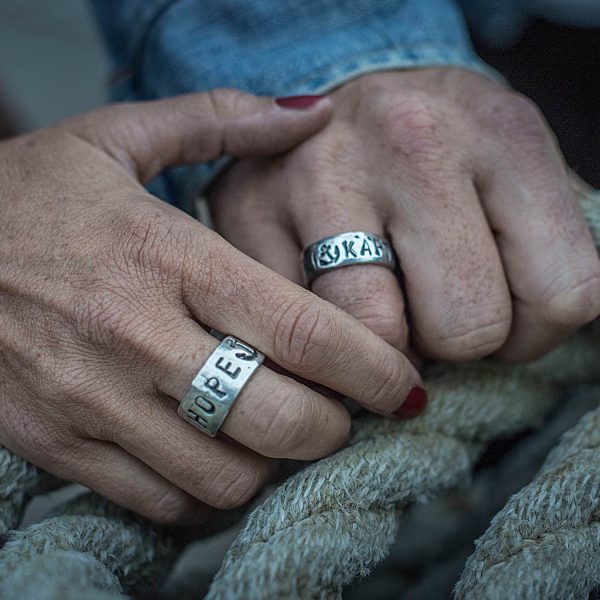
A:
[206,330,600,599]
[383,383,600,573]
[0,188,598,599]
[455,401,600,599]
[0,492,177,598]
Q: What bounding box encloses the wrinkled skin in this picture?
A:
[210,69,600,362]
[0,90,423,524]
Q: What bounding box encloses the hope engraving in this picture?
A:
[182,335,262,435]
[227,338,259,361]
[216,356,241,379]
[191,342,258,416]
[186,407,209,430]
[185,393,216,431]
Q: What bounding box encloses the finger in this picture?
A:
[54,439,213,525]
[389,177,512,361]
[85,388,275,510]
[480,167,600,361]
[182,238,424,416]
[291,187,409,352]
[240,221,302,284]
[58,90,333,182]
[150,319,350,459]
[209,168,304,283]
[208,137,410,352]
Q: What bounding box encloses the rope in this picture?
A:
[0,450,66,538]
[206,328,600,599]
[0,187,598,599]
[455,402,600,599]
[0,492,177,599]
[367,384,600,598]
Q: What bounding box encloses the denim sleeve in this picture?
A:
[91,0,500,210]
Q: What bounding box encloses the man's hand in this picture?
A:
[0,90,423,524]
[209,69,600,362]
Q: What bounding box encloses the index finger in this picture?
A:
[182,235,425,417]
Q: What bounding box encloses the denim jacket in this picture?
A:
[91,0,511,210]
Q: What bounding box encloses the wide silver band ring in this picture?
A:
[178,335,264,437]
[303,231,397,285]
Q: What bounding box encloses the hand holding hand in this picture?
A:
[0,90,423,524]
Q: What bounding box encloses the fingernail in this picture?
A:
[394,386,428,420]
[275,95,324,109]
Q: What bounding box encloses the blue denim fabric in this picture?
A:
[92,0,501,211]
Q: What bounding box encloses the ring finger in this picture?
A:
[289,185,409,353]
[100,318,351,462]
[211,159,409,353]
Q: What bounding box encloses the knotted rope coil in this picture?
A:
[1,188,599,599]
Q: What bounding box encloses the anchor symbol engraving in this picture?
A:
[317,243,341,266]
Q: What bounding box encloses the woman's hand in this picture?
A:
[0,90,423,524]
[209,69,600,362]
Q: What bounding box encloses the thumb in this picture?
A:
[58,89,332,182]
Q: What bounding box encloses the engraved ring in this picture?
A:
[178,335,264,437]
[302,231,397,285]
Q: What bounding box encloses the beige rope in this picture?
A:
[383,384,600,594]
[455,402,600,599]
[206,324,600,599]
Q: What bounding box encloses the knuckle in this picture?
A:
[381,95,446,172]
[256,381,317,456]
[292,127,351,179]
[74,287,146,355]
[543,272,600,326]
[367,352,409,410]
[24,345,99,419]
[201,88,238,157]
[76,287,128,337]
[51,360,102,407]
[204,462,265,510]
[272,298,338,373]
[205,88,240,116]
[346,304,407,349]
[427,310,511,360]
[146,487,193,525]
[486,92,549,145]
[116,210,182,271]
[11,411,65,457]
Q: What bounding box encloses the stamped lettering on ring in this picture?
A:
[317,243,341,267]
[341,239,356,258]
[303,231,396,286]
[227,338,259,361]
[179,335,264,437]
[185,393,215,430]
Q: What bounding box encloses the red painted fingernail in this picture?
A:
[394,386,428,420]
[275,95,324,109]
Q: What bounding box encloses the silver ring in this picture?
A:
[303,231,397,285]
[178,335,264,437]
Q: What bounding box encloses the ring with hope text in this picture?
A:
[178,335,265,437]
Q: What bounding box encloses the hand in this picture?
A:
[0,90,423,524]
[209,69,600,362]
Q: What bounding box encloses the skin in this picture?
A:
[209,69,600,362]
[0,89,423,525]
